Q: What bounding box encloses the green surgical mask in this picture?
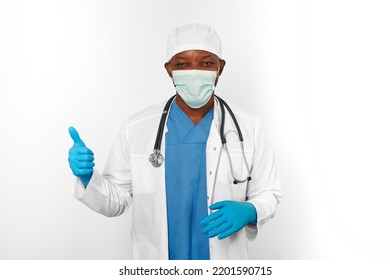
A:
[172,70,217,109]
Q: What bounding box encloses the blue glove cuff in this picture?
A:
[245,202,257,225]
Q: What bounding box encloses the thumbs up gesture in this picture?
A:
[68,127,95,186]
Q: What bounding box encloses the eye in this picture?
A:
[175,62,186,67]
[203,61,215,66]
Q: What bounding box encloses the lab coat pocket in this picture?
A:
[130,154,164,194]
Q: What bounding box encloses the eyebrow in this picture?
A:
[173,54,216,60]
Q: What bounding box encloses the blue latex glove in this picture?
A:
[68,127,94,186]
[200,200,257,240]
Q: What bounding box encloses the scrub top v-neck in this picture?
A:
[165,100,213,260]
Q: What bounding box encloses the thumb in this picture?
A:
[68,126,86,147]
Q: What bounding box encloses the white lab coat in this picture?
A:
[74,97,282,259]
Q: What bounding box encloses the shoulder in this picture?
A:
[216,97,267,143]
[226,102,258,121]
[125,100,167,126]
[118,99,170,146]
[217,97,260,127]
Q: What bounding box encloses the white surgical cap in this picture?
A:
[167,23,222,61]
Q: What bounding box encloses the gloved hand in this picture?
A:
[200,200,257,240]
[68,126,95,186]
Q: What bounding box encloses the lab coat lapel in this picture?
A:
[206,97,221,206]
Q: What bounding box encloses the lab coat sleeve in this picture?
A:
[245,117,283,239]
[73,126,133,217]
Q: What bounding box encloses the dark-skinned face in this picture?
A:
[164,49,226,86]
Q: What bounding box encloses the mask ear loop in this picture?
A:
[168,63,177,88]
[215,65,221,86]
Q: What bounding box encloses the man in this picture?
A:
[68,23,282,260]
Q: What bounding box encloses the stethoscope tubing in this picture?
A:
[153,95,176,153]
[149,94,252,184]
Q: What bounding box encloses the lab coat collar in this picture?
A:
[212,95,222,128]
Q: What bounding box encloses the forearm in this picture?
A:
[74,170,132,217]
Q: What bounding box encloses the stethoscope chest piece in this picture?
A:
[149,150,164,167]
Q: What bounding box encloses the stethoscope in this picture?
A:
[148,95,252,184]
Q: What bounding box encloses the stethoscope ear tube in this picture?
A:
[216,96,252,185]
[233,177,252,185]
[215,95,243,141]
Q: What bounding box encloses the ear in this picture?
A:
[218,59,226,76]
[164,62,172,78]
[214,59,226,86]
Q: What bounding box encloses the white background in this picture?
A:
[1,0,390,259]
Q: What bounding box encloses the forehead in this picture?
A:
[170,50,219,61]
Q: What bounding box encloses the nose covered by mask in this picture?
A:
[172,70,218,109]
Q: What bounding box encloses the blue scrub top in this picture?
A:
[165,100,213,260]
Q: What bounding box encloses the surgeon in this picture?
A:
[68,23,282,260]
